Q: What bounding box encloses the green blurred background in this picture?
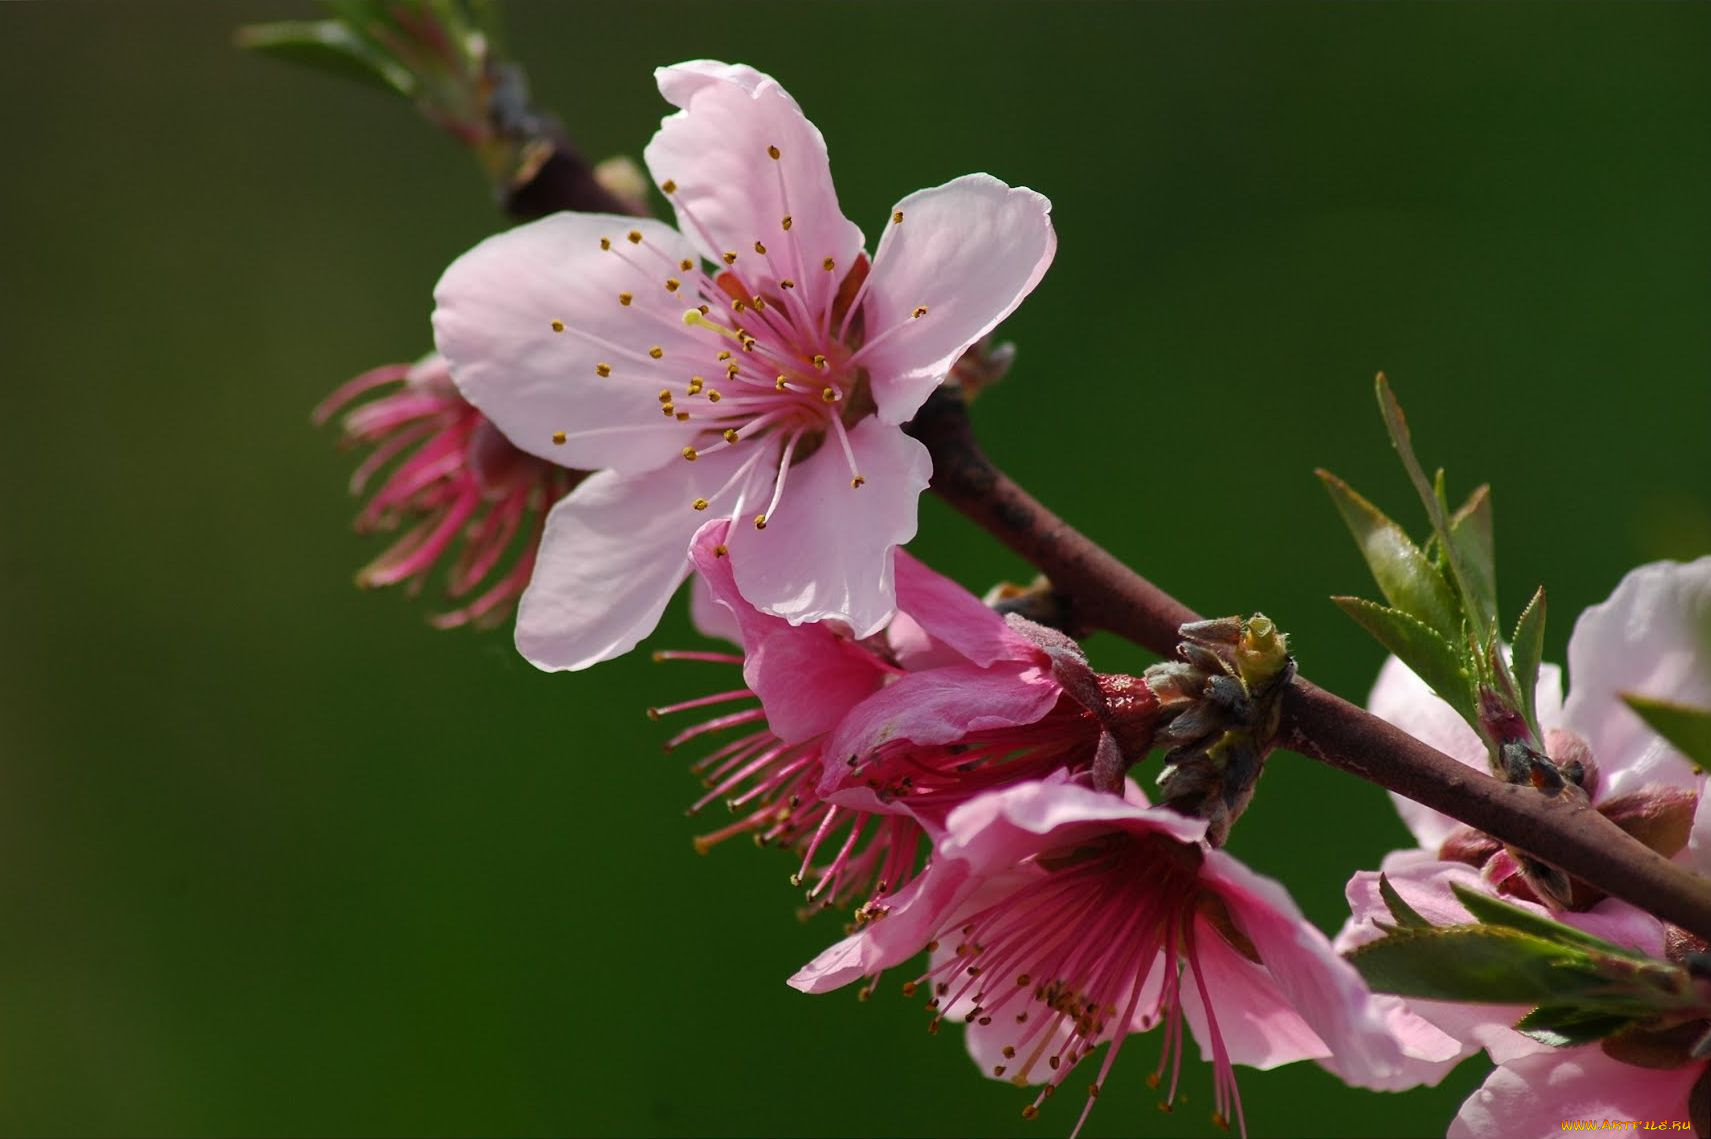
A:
[2,2,1708,1135]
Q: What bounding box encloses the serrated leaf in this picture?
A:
[1511,586,1547,732]
[1449,882,1648,959]
[235,19,414,97]
[1622,695,1711,774]
[1378,873,1430,929]
[1333,597,1477,723]
[1347,924,1603,1004]
[1375,375,1493,640]
[1515,1005,1639,1048]
[1450,484,1498,632]
[1318,470,1461,637]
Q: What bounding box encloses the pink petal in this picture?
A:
[1368,655,1564,851]
[856,174,1056,425]
[1563,557,1711,796]
[645,62,863,319]
[892,550,1047,668]
[687,571,741,646]
[1208,849,1438,1090]
[820,661,1060,778]
[724,419,931,638]
[1449,1047,1701,1139]
[1177,928,1333,1071]
[514,451,750,671]
[689,521,887,744]
[788,858,979,993]
[432,213,704,475]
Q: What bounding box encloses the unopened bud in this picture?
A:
[1600,785,1699,860]
[592,155,651,215]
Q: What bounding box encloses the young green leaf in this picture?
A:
[1318,470,1461,638]
[1514,1006,1640,1049]
[234,19,414,96]
[1347,924,1605,1004]
[1510,586,1548,733]
[1333,597,1477,723]
[1449,484,1498,632]
[1621,695,1711,774]
[1377,873,1431,929]
[1449,882,1649,958]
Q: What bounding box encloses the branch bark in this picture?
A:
[908,387,1711,941]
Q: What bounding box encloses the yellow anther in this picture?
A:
[1088,1083,1101,1100]
[660,179,677,193]
[754,241,767,255]
[1002,1046,1016,1059]
[717,350,732,361]
[551,431,566,444]
[550,319,565,332]
[599,237,611,250]
[892,210,904,224]
[751,296,766,311]
[680,258,694,272]
[781,215,793,231]
[665,278,680,292]
[767,144,780,160]
[648,346,664,359]
[722,428,739,444]
[692,498,709,511]
[722,251,738,265]
[753,514,768,530]
[851,475,866,488]
[780,278,795,289]
[660,404,675,417]
[658,389,673,403]
[740,336,756,352]
[823,256,836,271]
[993,1066,1006,1077]
[675,411,689,421]
[913,305,929,318]
[707,390,722,403]
[687,377,705,395]
[713,543,728,557]
[627,230,643,244]
[619,292,633,306]
[1145,1073,1161,1090]
[732,299,748,313]
[775,376,789,391]
[698,304,710,314]
[727,363,740,377]
[1021,1106,1039,1121]
[820,387,837,402]
[682,447,698,461]
[812,354,827,369]
[1211,1111,1229,1132]
[595,363,611,377]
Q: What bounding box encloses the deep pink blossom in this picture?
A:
[433,61,1056,670]
[653,521,1063,910]
[313,354,578,628]
[1337,557,1711,1132]
[792,780,1450,1135]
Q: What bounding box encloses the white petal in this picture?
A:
[857,174,1056,424]
[645,62,863,319]
[724,421,931,638]
[514,450,753,670]
[433,212,705,475]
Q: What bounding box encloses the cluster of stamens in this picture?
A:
[547,142,930,535]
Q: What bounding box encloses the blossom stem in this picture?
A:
[906,386,1711,941]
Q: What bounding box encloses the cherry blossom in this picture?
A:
[433,61,1056,670]
[313,353,579,628]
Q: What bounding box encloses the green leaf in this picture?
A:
[1333,597,1477,723]
[1377,873,1430,929]
[1449,484,1498,633]
[235,19,415,97]
[1375,375,1493,640]
[1318,470,1461,638]
[1514,1006,1640,1048]
[1347,924,1604,1004]
[1511,586,1547,732]
[1449,883,1648,959]
[1622,695,1711,774]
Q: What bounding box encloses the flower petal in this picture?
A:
[433,212,704,474]
[856,174,1056,424]
[688,521,887,744]
[514,450,751,670]
[1563,556,1711,797]
[1449,1046,1701,1139]
[646,62,863,318]
[724,419,931,637]
[892,551,1047,668]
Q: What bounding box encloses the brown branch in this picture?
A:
[908,387,1711,942]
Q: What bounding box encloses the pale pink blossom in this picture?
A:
[1337,557,1711,1131]
[792,780,1451,1135]
[433,61,1056,670]
[313,353,578,628]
